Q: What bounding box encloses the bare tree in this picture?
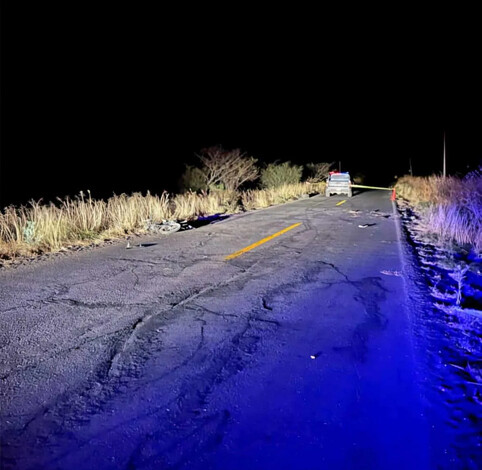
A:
[306,162,335,183]
[197,146,259,191]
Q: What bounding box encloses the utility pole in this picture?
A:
[338,161,341,172]
[409,158,413,176]
[443,131,446,177]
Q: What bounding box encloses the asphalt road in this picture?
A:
[1,191,432,469]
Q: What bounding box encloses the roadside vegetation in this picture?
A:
[395,170,482,252]
[0,147,331,262]
[259,161,303,188]
[396,170,482,421]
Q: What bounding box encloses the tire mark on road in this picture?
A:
[107,260,263,379]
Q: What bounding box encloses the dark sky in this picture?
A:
[1,4,480,207]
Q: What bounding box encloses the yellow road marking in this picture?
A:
[336,200,346,206]
[225,223,302,260]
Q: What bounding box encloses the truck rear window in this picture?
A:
[330,174,350,181]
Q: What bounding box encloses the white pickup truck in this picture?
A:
[325,171,352,197]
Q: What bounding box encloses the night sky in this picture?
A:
[1,5,480,208]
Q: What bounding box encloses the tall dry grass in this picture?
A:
[0,183,324,260]
[242,182,324,210]
[395,175,442,204]
[395,173,482,251]
[0,191,174,258]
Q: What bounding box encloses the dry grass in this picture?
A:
[0,191,174,259]
[395,175,442,204]
[242,182,324,210]
[0,183,325,261]
[395,173,482,251]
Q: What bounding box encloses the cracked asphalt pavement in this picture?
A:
[1,191,432,469]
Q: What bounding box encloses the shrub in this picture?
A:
[260,161,303,188]
[179,165,208,192]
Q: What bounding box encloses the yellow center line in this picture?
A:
[225,223,302,260]
[336,200,346,206]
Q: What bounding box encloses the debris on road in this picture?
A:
[125,238,158,249]
[190,213,230,228]
[370,209,391,218]
[125,219,195,248]
[124,216,224,249]
[145,219,181,234]
[380,270,403,277]
[349,209,391,220]
[144,219,193,235]
[358,223,376,228]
